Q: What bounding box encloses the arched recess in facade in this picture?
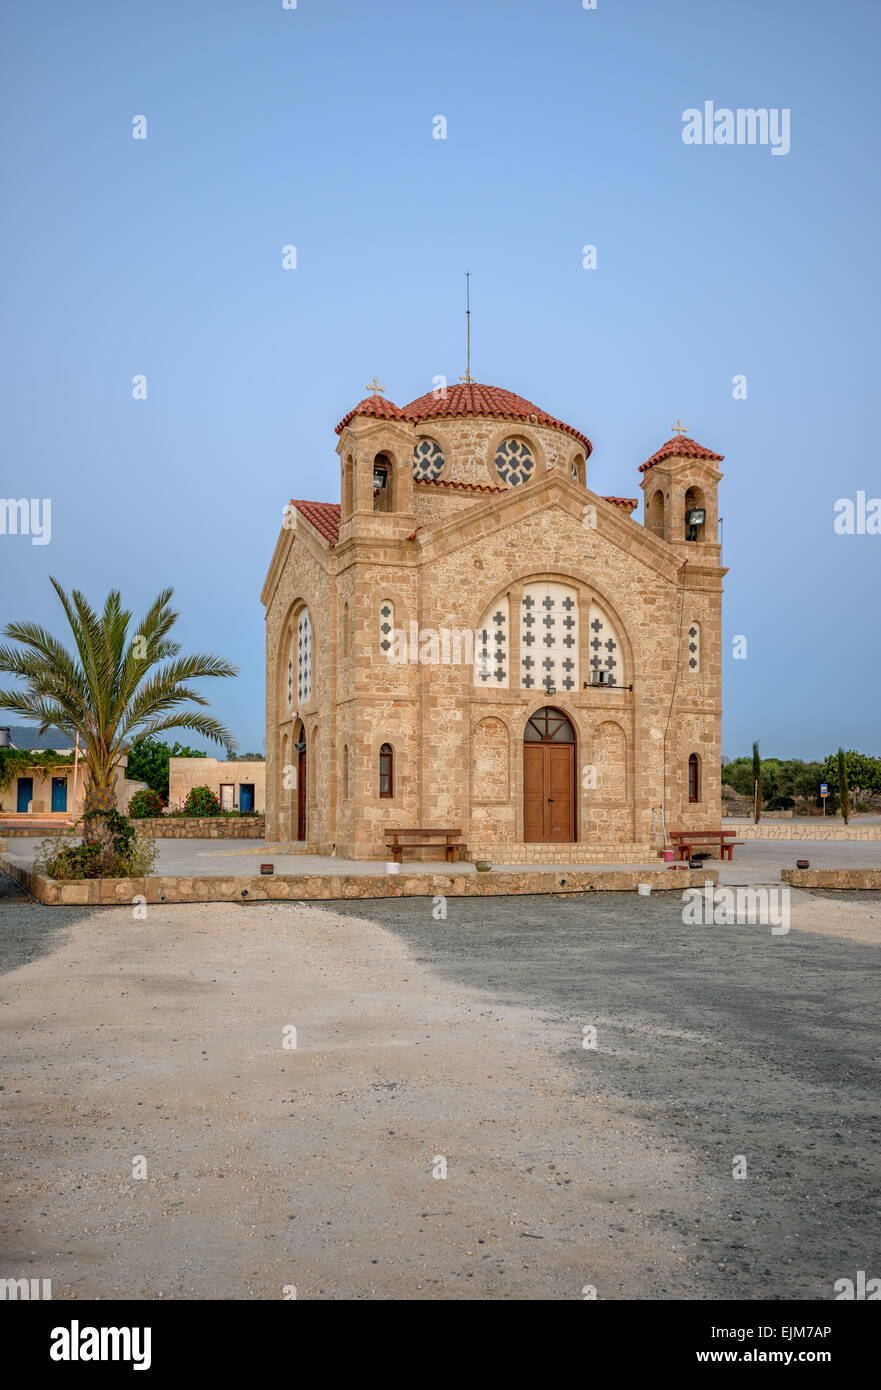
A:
[274,598,313,841]
[470,569,634,695]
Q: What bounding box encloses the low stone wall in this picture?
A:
[1,816,266,839]
[0,855,715,906]
[732,824,881,842]
[782,867,881,890]
[0,824,72,837]
[131,816,265,839]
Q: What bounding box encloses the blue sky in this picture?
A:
[1,0,878,757]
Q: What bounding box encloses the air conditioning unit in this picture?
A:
[589,668,611,687]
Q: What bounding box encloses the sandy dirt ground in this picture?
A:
[1,881,879,1300]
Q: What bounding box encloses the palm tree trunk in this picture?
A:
[83,767,118,866]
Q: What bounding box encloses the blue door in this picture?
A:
[52,777,68,812]
[239,783,254,813]
[17,777,33,812]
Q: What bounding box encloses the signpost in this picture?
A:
[820,782,828,815]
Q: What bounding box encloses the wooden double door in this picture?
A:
[523,707,576,842]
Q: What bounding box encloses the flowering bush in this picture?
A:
[128,787,165,819]
[182,784,221,817]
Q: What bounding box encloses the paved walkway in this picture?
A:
[7,835,881,887]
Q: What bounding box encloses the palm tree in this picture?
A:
[0,578,238,862]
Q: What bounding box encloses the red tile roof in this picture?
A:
[403,382,593,455]
[290,500,340,546]
[335,395,405,433]
[639,435,724,472]
[603,496,639,510]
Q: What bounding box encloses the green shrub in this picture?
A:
[33,812,157,881]
[182,785,221,817]
[128,787,165,819]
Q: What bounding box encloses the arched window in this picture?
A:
[587,602,621,687]
[524,707,575,741]
[475,595,509,688]
[684,486,707,542]
[379,743,394,798]
[297,608,312,704]
[688,753,700,803]
[373,452,393,513]
[520,582,579,692]
[570,454,585,486]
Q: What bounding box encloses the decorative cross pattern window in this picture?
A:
[413,438,445,481]
[494,436,535,486]
[286,635,295,709]
[687,622,700,673]
[379,599,395,656]
[520,583,579,693]
[474,595,509,688]
[297,608,312,705]
[587,603,621,686]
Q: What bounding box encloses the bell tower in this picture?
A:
[335,385,415,546]
[639,423,723,563]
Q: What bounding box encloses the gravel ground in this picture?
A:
[330,888,881,1299]
[1,880,879,1300]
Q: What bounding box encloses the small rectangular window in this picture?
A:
[379,744,394,798]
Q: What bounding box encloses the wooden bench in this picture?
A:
[669,828,744,862]
[385,828,465,864]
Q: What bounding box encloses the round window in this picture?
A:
[495,437,535,486]
[413,438,445,481]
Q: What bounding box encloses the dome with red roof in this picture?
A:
[335,394,405,433]
[402,381,592,455]
[639,435,723,473]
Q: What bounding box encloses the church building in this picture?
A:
[260,379,725,861]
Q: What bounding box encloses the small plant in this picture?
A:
[183,784,221,817]
[128,787,165,819]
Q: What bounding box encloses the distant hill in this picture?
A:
[3,725,73,753]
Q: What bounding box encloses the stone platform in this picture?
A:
[0,848,712,907]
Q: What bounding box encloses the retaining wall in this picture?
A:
[0,855,715,906]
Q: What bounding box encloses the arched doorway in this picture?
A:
[294,719,307,841]
[523,707,576,842]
